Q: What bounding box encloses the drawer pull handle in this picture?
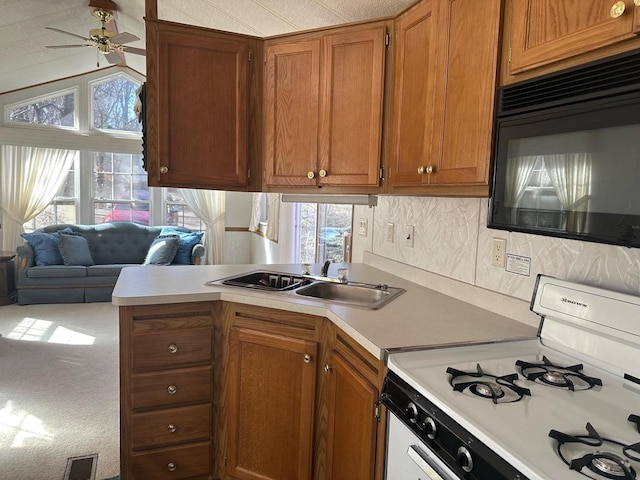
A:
[167,385,177,395]
[168,423,177,433]
[168,344,178,354]
[167,462,177,472]
[611,1,626,18]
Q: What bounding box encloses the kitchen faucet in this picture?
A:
[321,260,331,277]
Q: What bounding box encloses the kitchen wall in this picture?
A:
[353,196,640,302]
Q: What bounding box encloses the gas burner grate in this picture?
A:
[446,363,531,404]
[516,355,603,391]
[549,417,640,479]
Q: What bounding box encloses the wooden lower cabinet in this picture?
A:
[226,327,318,479]
[120,301,385,480]
[325,351,378,480]
[120,302,219,480]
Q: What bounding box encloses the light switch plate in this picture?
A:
[358,219,368,237]
[386,222,394,243]
[404,225,414,248]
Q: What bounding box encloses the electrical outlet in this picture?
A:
[386,222,395,243]
[492,238,507,267]
[404,225,414,248]
[358,219,368,237]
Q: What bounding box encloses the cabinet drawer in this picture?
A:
[132,404,211,449]
[131,441,210,479]
[132,366,212,409]
[132,327,212,370]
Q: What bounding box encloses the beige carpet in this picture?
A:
[0,302,120,480]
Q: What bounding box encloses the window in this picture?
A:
[7,89,76,128]
[23,154,79,232]
[91,74,141,133]
[296,203,353,263]
[93,152,149,225]
[164,188,204,231]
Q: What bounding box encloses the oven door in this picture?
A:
[386,413,460,480]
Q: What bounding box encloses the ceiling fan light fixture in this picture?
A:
[92,9,113,24]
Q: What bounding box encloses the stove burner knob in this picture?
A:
[422,416,437,439]
[456,446,474,473]
[405,402,419,423]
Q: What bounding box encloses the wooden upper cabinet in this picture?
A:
[148,20,251,190]
[428,0,501,189]
[264,38,321,187]
[388,0,437,190]
[264,23,386,190]
[508,0,640,76]
[388,0,500,195]
[319,27,386,187]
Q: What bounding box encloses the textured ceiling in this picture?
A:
[0,0,414,95]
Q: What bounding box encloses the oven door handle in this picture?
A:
[406,444,448,480]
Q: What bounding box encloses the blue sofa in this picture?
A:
[16,222,204,305]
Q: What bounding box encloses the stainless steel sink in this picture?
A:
[294,281,405,309]
[207,270,405,309]
[211,270,310,291]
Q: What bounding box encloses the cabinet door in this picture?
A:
[264,39,322,187]
[152,22,249,189]
[509,0,640,75]
[227,327,317,480]
[319,26,386,187]
[388,0,437,189]
[325,351,378,480]
[429,0,501,186]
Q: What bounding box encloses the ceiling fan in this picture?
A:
[45,9,145,66]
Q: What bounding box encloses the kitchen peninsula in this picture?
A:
[112,259,536,480]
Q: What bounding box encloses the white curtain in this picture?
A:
[0,146,76,251]
[504,155,539,204]
[248,192,280,242]
[178,188,225,265]
[545,153,593,232]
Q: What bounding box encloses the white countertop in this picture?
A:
[112,261,537,359]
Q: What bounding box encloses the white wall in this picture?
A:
[353,196,640,302]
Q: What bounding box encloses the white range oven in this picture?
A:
[382,274,640,480]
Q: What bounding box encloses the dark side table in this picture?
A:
[0,251,16,305]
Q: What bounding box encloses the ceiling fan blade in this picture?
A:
[110,32,139,44]
[45,27,90,42]
[122,46,146,56]
[46,44,93,49]
[104,51,122,64]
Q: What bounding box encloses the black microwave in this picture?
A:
[489,49,640,248]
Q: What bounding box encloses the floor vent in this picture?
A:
[63,454,97,480]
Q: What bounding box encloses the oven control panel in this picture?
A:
[381,371,530,480]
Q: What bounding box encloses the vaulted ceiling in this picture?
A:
[0,0,414,95]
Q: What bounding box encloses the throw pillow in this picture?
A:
[160,228,204,264]
[20,227,73,266]
[57,232,95,266]
[143,235,180,265]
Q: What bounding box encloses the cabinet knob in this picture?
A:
[160,166,169,174]
[610,1,626,17]
[324,364,332,373]
[167,385,177,395]
[418,166,434,174]
[319,169,327,178]
[168,343,178,354]
[168,424,177,433]
[307,171,316,179]
[303,354,312,364]
[167,462,177,472]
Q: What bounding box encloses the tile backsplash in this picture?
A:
[357,196,640,301]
